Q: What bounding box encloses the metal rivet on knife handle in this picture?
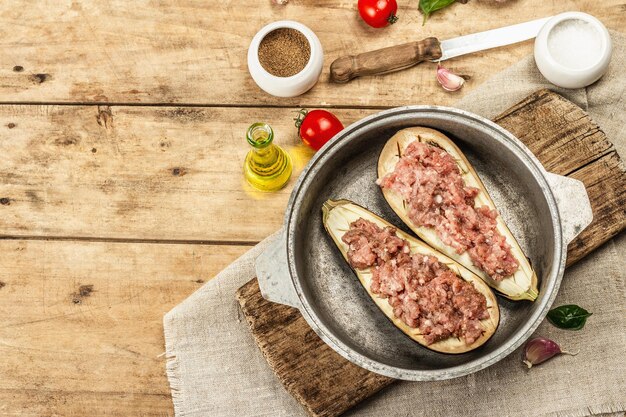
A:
[329,37,443,83]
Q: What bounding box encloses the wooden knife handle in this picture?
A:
[330,37,442,83]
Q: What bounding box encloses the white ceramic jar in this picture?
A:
[534,12,612,89]
[248,21,324,98]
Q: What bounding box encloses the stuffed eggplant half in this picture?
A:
[377,127,539,301]
[322,199,499,354]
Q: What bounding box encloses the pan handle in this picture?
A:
[545,172,593,245]
[255,230,301,308]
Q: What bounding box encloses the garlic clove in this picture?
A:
[436,64,465,92]
[523,336,578,368]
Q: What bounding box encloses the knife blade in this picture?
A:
[329,17,552,83]
[439,17,552,61]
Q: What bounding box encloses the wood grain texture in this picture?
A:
[236,279,394,417]
[0,239,249,417]
[0,1,623,106]
[568,152,626,265]
[0,105,372,242]
[493,89,626,266]
[236,90,625,417]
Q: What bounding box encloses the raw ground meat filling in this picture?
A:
[378,141,519,281]
[342,218,489,345]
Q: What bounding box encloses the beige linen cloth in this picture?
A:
[164,32,626,417]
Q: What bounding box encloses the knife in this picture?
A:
[329,17,552,83]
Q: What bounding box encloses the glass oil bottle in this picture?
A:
[243,122,292,191]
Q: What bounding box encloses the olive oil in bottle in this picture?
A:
[243,122,292,191]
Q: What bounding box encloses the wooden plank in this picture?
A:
[235,279,394,417]
[0,104,373,242]
[2,92,624,247]
[0,239,249,417]
[0,391,173,417]
[567,152,626,265]
[493,90,615,175]
[235,90,626,417]
[2,91,623,248]
[0,1,623,106]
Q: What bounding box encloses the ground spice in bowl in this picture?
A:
[258,28,311,77]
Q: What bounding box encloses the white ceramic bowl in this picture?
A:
[248,21,324,98]
[534,12,612,89]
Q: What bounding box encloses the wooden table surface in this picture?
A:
[0,1,624,415]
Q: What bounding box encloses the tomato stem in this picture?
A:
[293,109,308,129]
[388,13,398,25]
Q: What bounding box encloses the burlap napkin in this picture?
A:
[164,32,626,417]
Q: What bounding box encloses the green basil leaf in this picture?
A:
[419,0,457,25]
[547,304,592,330]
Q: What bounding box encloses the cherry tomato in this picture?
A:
[357,0,398,28]
[295,109,344,151]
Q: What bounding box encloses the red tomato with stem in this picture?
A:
[295,109,344,151]
[357,0,399,28]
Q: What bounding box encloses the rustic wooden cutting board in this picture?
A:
[235,89,626,417]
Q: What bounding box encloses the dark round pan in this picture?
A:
[256,106,592,381]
